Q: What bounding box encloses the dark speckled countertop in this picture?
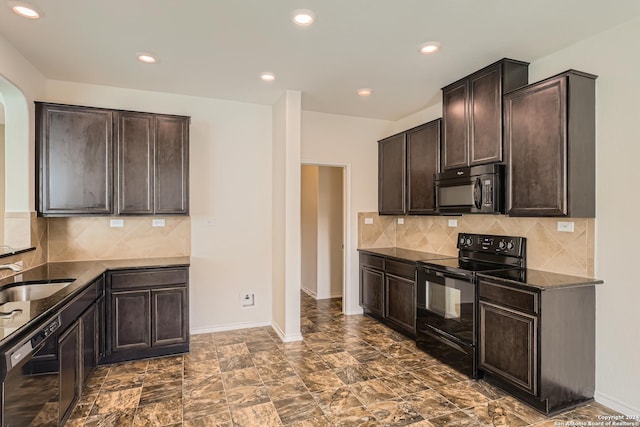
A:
[358,247,454,263]
[0,257,190,347]
[477,268,603,291]
[359,247,602,291]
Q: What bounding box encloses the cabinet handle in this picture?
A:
[0,308,23,319]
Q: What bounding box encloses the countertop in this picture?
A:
[477,268,603,291]
[359,247,602,291]
[358,247,453,263]
[0,257,190,347]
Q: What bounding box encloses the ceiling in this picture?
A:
[1,1,640,121]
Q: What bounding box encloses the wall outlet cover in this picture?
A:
[110,219,124,228]
[557,221,575,232]
[364,218,374,225]
[397,218,404,225]
[448,219,458,227]
[152,219,166,227]
[240,291,256,308]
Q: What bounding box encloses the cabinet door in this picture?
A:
[385,273,415,334]
[479,300,538,395]
[442,81,469,170]
[151,287,189,346]
[111,290,151,352]
[469,65,503,165]
[360,267,384,316]
[59,322,81,423]
[36,103,113,215]
[155,115,189,214]
[378,133,406,214]
[505,76,567,216]
[407,120,440,214]
[117,112,155,214]
[80,304,97,385]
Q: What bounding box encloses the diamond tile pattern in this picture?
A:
[66,293,618,426]
[359,212,595,277]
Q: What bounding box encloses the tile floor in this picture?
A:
[65,293,620,426]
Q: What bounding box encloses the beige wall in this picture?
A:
[0,123,4,245]
[301,165,319,296]
[318,166,344,298]
[359,213,595,277]
[301,111,392,314]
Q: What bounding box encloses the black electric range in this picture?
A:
[415,233,526,378]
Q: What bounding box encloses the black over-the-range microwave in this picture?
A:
[434,164,505,214]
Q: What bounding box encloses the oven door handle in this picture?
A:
[421,328,471,355]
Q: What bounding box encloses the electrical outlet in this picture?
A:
[448,219,458,227]
[152,219,165,227]
[397,218,404,225]
[240,291,256,308]
[110,219,124,228]
[364,217,374,225]
[557,221,575,232]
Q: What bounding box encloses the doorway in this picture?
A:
[301,165,345,301]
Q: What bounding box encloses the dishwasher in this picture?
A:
[1,314,62,426]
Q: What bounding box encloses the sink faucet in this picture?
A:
[0,263,22,272]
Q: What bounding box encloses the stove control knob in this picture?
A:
[465,237,473,246]
[459,236,465,245]
[498,241,506,250]
[507,241,515,250]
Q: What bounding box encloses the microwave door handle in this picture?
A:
[473,177,482,209]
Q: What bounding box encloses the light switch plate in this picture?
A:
[152,219,166,227]
[364,218,374,225]
[397,218,404,225]
[448,219,458,227]
[557,221,575,232]
[110,219,124,228]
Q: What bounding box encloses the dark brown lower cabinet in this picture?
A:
[359,252,416,337]
[478,278,595,415]
[59,322,81,424]
[103,267,189,363]
[80,303,97,384]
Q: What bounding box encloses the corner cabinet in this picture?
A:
[378,119,441,215]
[359,252,416,337]
[504,70,597,217]
[36,102,190,217]
[442,58,529,170]
[103,266,189,363]
[478,278,595,415]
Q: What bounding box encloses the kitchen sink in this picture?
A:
[0,282,73,304]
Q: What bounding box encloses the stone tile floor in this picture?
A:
[66,293,621,426]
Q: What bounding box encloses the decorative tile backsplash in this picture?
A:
[47,217,191,261]
[0,213,48,280]
[358,212,595,277]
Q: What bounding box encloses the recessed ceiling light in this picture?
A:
[419,41,441,54]
[260,72,276,82]
[292,9,315,26]
[137,53,158,64]
[9,1,41,19]
[357,88,373,97]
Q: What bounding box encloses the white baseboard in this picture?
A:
[344,308,364,316]
[595,391,640,416]
[190,320,272,335]
[271,322,303,343]
[301,287,317,298]
[329,292,342,298]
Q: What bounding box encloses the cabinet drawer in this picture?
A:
[359,253,384,270]
[386,259,415,279]
[109,268,188,290]
[478,280,538,315]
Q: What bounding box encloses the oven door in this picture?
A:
[416,268,475,345]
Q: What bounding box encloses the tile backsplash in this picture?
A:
[0,213,48,280]
[48,217,191,261]
[358,212,594,277]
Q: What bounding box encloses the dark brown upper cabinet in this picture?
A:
[378,119,441,215]
[36,102,190,216]
[442,58,529,171]
[116,112,190,215]
[504,70,597,217]
[36,103,114,215]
